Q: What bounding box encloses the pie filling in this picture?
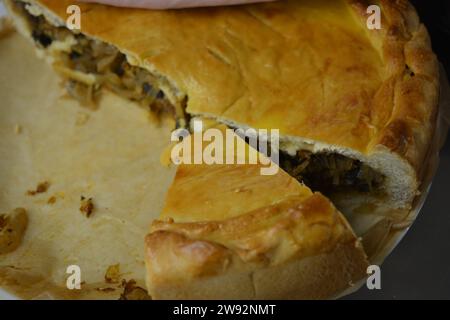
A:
[279,150,384,195]
[14,1,386,197]
[14,1,186,127]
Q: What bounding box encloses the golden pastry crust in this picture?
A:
[146,194,368,300]
[349,0,439,170]
[144,129,368,299]
[160,162,311,223]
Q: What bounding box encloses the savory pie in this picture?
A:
[146,127,368,299]
[6,0,439,215]
[4,0,440,299]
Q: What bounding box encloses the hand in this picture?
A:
[80,0,277,9]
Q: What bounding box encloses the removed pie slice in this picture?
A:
[145,127,369,299]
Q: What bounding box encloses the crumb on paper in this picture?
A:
[119,279,151,300]
[96,287,116,293]
[0,208,28,255]
[47,192,65,205]
[0,216,6,230]
[14,124,22,135]
[80,196,94,218]
[105,264,121,284]
[27,181,50,196]
[2,265,28,271]
[0,17,14,38]
[165,217,174,224]
[47,196,57,205]
[75,112,90,126]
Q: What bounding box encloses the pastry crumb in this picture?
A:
[119,279,151,300]
[96,287,116,293]
[14,124,22,135]
[47,196,57,205]
[105,264,121,284]
[27,181,50,196]
[80,196,94,217]
[0,18,14,38]
[166,217,174,224]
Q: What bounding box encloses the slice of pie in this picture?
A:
[6,0,439,217]
[145,127,369,299]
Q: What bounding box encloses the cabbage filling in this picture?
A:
[15,1,186,126]
[279,150,385,195]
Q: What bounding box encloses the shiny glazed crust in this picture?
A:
[145,130,368,299]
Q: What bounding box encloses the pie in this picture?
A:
[4,0,440,299]
[145,126,369,299]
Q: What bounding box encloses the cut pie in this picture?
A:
[6,0,439,216]
[4,0,440,299]
[145,127,369,299]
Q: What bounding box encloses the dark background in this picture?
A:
[348,0,450,300]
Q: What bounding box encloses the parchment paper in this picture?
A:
[0,30,176,299]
